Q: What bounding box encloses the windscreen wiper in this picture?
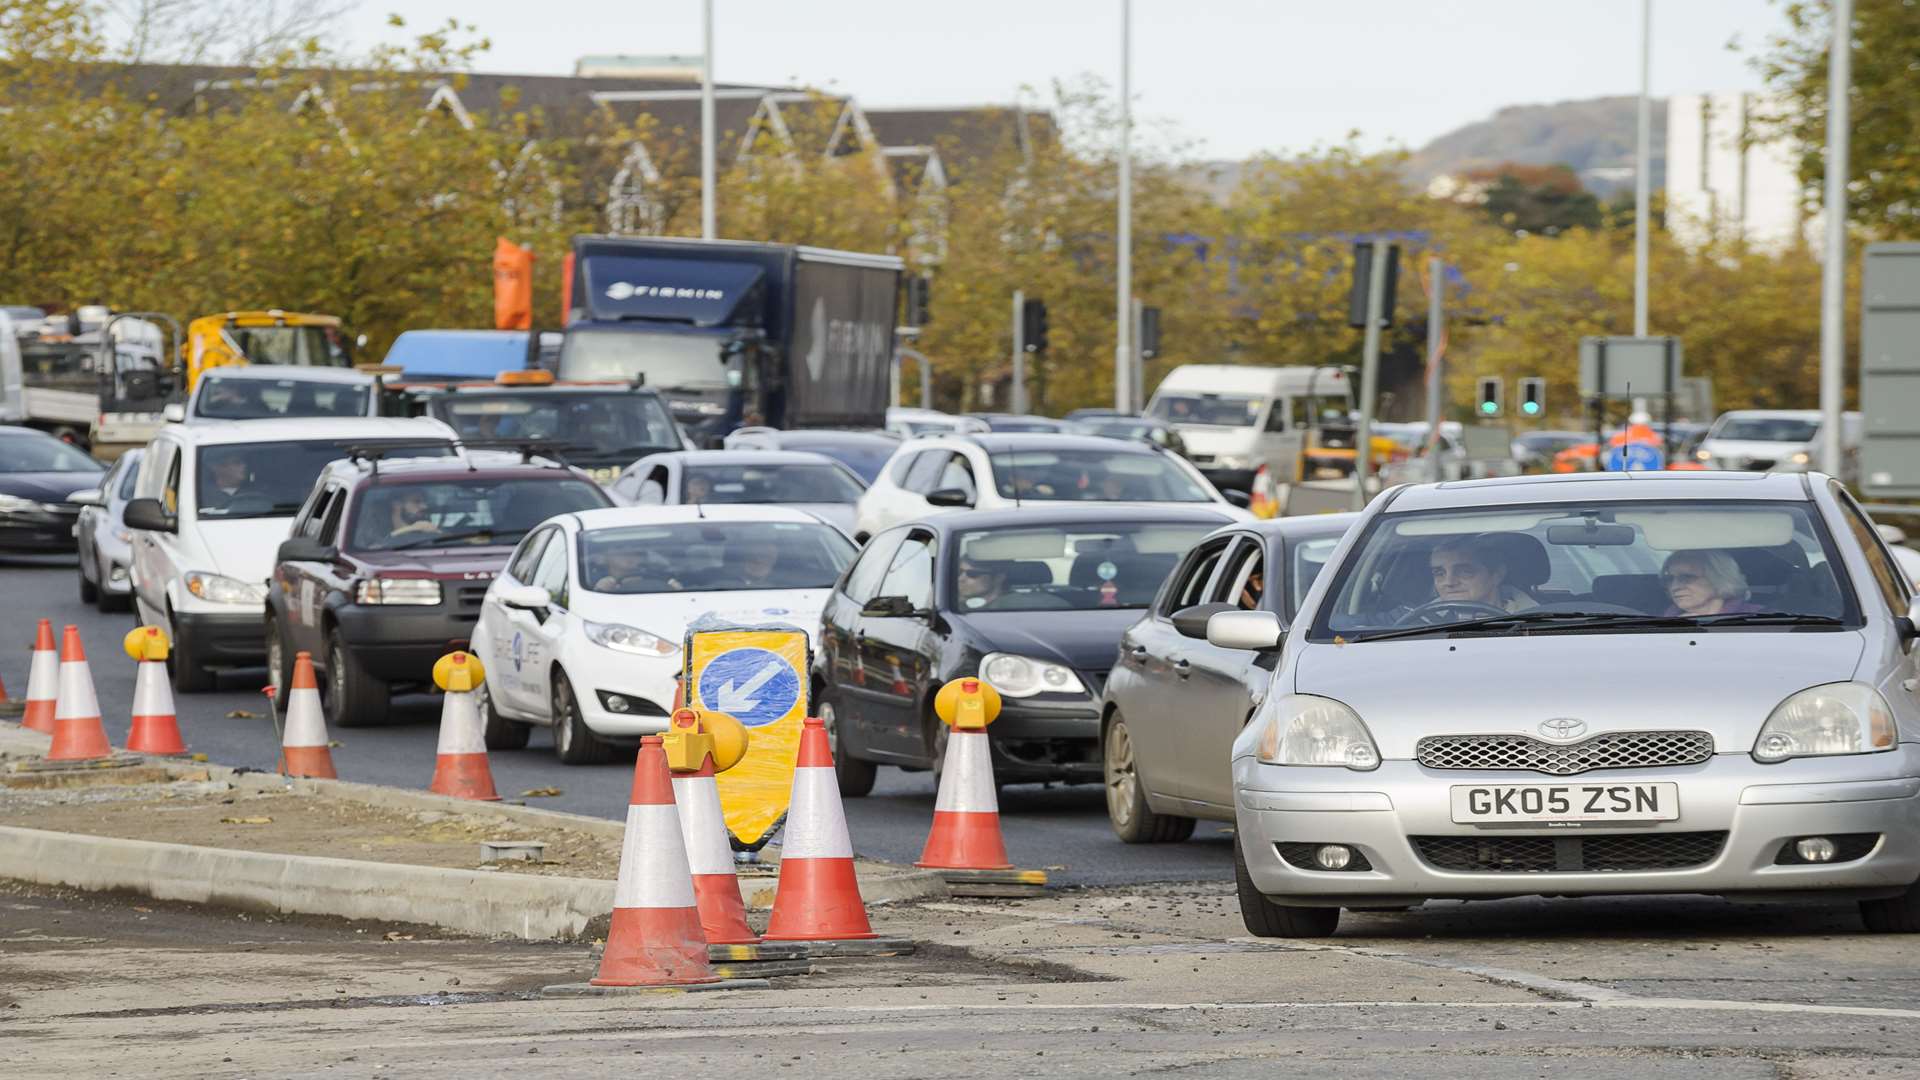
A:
[386,529,502,550]
[1351,610,1695,643]
[1690,612,1845,629]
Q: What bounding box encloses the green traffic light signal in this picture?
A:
[1480,401,1498,414]
[1521,401,1541,415]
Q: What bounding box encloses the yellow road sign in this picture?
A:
[685,626,810,848]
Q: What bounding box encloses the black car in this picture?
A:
[816,504,1234,795]
[392,377,685,485]
[0,426,103,553]
[1099,512,1357,842]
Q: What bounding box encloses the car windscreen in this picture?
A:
[194,377,370,420]
[196,440,451,520]
[557,330,730,390]
[1712,417,1820,443]
[983,418,1065,433]
[227,325,352,367]
[432,392,680,455]
[0,435,103,474]
[952,522,1217,611]
[349,477,608,551]
[1148,393,1261,427]
[1309,500,1859,641]
[780,438,897,483]
[685,463,865,504]
[580,520,857,594]
[986,448,1214,503]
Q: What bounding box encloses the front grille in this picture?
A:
[1413,831,1728,873]
[1416,730,1713,776]
[456,584,490,610]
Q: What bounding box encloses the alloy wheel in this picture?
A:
[1105,720,1139,829]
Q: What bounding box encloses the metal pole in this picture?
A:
[1354,239,1389,510]
[1012,290,1027,414]
[1424,256,1445,483]
[1130,296,1145,413]
[1113,0,1133,414]
[1819,0,1852,477]
[700,0,717,240]
[1633,0,1652,337]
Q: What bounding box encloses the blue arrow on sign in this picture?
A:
[1604,442,1665,472]
[696,646,801,727]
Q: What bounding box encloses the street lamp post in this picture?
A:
[1818,0,1853,476]
[1114,0,1134,414]
[1633,0,1652,338]
[701,0,717,241]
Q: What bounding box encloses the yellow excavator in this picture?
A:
[184,310,358,390]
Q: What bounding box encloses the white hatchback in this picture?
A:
[470,504,858,764]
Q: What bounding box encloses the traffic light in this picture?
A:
[1022,298,1049,353]
[1518,377,1545,417]
[1139,306,1161,359]
[1476,376,1504,417]
[1347,241,1400,329]
[904,275,931,328]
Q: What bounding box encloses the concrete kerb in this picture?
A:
[0,722,52,760]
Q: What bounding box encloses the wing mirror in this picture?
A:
[1222,489,1252,509]
[163,402,185,423]
[1171,602,1236,640]
[68,489,105,508]
[925,487,974,508]
[276,536,337,564]
[122,497,175,533]
[1902,596,1920,655]
[1206,609,1287,651]
[860,595,919,618]
[500,584,552,612]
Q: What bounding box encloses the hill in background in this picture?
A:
[1405,95,1664,196]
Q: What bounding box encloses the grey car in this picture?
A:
[1100,512,1356,841]
[1213,471,1920,938]
[71,447,142,611]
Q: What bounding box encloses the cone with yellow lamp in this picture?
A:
[916,677,1048,898]
[122,626,187,755]
[427,651,499,801]
[663,707,758,946]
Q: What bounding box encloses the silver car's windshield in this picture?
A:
[1310,500,1860,641]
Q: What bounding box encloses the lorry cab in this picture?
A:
[185,311,357,391]
[1145,365,1355,494]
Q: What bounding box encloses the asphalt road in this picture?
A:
[0,555,1233,887]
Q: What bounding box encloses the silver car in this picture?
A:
[71,448,142,611]
[1216,471,1920,937]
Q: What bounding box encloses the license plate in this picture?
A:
[1449,782,1679,824]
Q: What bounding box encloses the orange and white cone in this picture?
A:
[280,651,336,779]
[20,619,57,734]
[122,626,187,755]
[762,716,877,942]
[592,735,719,987]
[427,652,498,801]
[917,725,1013,871]
[47,626,111,761]
[666,709,758,945]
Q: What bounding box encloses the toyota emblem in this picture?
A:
[1538,717,1588,741]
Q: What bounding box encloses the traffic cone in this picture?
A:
[122,626,186,755]
[761,716,877,941]
[665,709,758,946]
[592,735,720,987]
[47,626,111,761]
[20,620,57,733]
[0,668,16,718]
[280,651,336,779]
[427,652,499,801]
[917,728,1013,872]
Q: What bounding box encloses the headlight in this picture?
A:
[185,571,266,605]
[1695,449,1711,462]
[1213,454,1252,470]
[354,578,442,605]
[979,652,1086,697]
[1790,451,1811,465]
[0,494,36,513]
[1256,695,1380,770]
[1753,683,1897,763]
[584,620,679,657]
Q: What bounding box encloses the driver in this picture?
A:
[727,539,782,589]
[202,449,254,509]
[683,472,713,504]
[958,558,1010,610]
[1428,536,1536,613]
[387,489,440,539]
[591,547,649,591]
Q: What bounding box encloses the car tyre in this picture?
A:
[264,617,292,696]
[551,670,612,765]
[478,681,531,751]
[818,690,875,797]
[166,606,214,694]
[326,626,389,728]
[78,555,99,604]
[1860,884,1920,933]
[1104,711,1195,843]
[97,582,130,613]
[1234,837,1340,938]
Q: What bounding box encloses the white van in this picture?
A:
[1144,365,1353,493]
[123,416,457,691]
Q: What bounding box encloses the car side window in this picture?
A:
[532,531,570,608]
[294,487,329,540]
[1213,536,1266,609]
[316,487,347,546]
[902,451,952,494]
[888,451,922,486]
[1835,490,1909,615]
[935,455,976,500]
[116,458,141,499]
[161,447,183,514]
[638,466,669,504]
[136,441,174,501]
[1262,402,1287,433]
[1287,537,1342,618]
[508,527,553,583]
[876,530,936,609]
[842,528,905,604]
[1160,537,1233,616]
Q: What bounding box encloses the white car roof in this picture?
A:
[1151,364,1348,396]
[197,365,375,386]
[162,416,456,447]
[569,504,832,531]
[1387,470,1813,513]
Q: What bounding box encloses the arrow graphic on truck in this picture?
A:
[715,660,783,713]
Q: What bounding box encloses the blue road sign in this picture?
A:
[695,645,802,727]
[1604,442,1665,472]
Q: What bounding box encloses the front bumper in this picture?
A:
[1232,749,1920,905]
[985,696,1102,783]
[331,604,480,685]
[568,646,681,740]
[173,608,266,666]
[0,511,80,553]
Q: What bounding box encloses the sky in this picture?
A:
[339,0,1790,161]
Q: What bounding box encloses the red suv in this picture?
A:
[267,451,611,726]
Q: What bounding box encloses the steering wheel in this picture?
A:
[1393,599,1509,627]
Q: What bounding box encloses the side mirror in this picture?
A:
[1903,596,1920,655]
[1877,523,1908,546]
[163,403,185,423]
[861,595,918,618]
[500,584,552,612]
[1206,609,1286,651]
[68,489,105,508]
[1222,489,1252,509]
[925,487,974,508]
[123,497,174,533]
[1171,602,1237,640]
[276,536,337,564]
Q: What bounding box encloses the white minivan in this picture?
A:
[123,417,457,691]
[1144,365,1353,494]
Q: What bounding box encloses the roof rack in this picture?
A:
[454,437,599,468]
[339,438,462,475]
